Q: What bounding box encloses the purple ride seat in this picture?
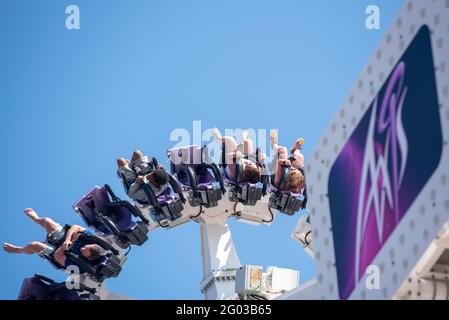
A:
[169,145,212,185]
[222,164,263,192]
[169,145,224,208]
[268,184,303,198]
[177,165,216,189]
[222,163,265,206]
[169,145,203,170]
[73,186,138,235]
[169,145,223,190]
[268,183,304,216]
[38,224,113,277]
[17,276,86,300]
[222,167,256,187]
[197,169,215,188]
[64,239,122,280]
[155,186,177,204]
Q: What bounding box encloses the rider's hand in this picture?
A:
[62,240,72,251]
[136,176,145,185]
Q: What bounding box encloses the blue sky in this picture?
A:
[0,0,404,299]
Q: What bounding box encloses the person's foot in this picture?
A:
[3,243,23,253]
[132,150,144,161]
[117,158,130,168]
[241,129,249,141]
[24,208,40,222]
[202,145,210,163]
[212,128,222,142]
[270,132,277,149]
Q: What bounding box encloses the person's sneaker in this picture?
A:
[290,138,304,153]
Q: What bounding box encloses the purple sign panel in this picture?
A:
[328,26,443,300]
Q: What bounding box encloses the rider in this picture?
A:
[3,208,103,273]
[117,150,170,203]
[270,132,306,193]
[213,128,262,184]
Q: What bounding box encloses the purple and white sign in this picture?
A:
[328,26,443,300]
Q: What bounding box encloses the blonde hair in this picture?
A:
[287,169,304,193]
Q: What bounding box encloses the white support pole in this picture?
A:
[199,221,242,300]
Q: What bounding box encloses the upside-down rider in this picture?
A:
[270,132,306,194]
[213,128,265,184]
[117,149,170,203]
[3,208,104,272]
